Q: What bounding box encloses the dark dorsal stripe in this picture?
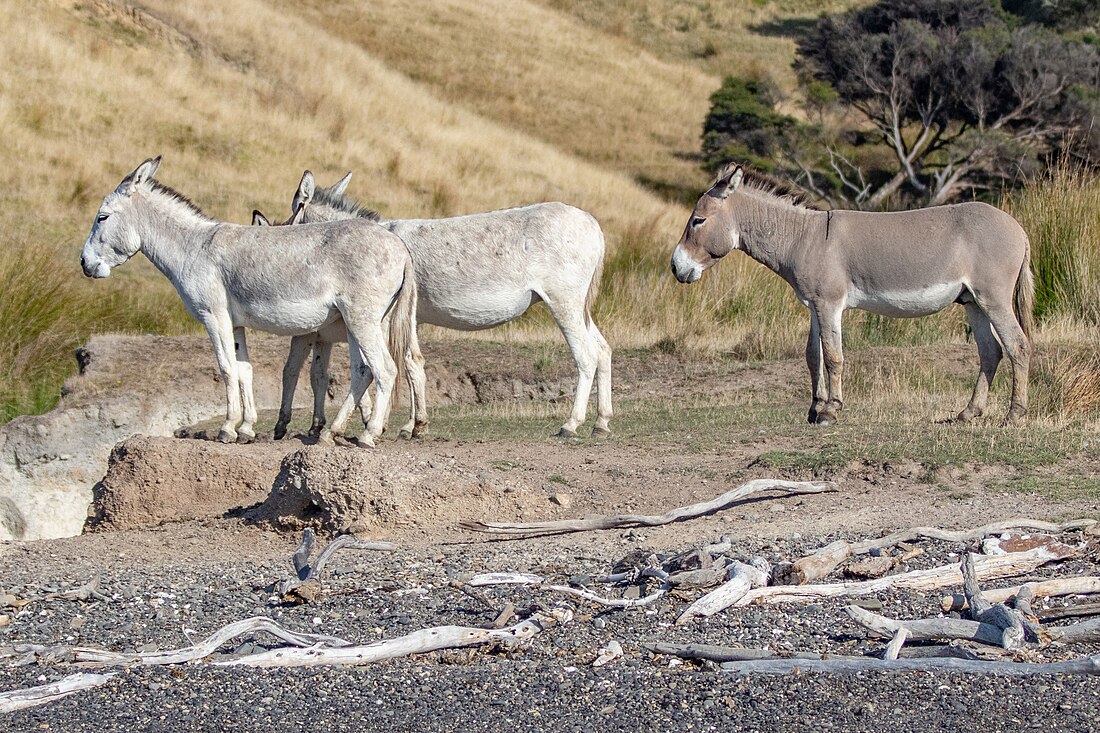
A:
[720,165,820,211]
[147,181,214,220]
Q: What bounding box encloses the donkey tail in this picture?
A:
[387,255,420,409]
[1014,237,1035,340]
[583,228,606,327]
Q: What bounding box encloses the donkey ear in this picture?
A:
[289,203,306,225]
[711,164,743,199]
[118,155,162,195]
[252,210,271,226]
[330,171,353,196]
[293,170,316,212]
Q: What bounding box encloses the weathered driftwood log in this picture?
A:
[845,605,1006,646]
[280,529,397,598]
[676,559,770,625]
[468,571,667,609]
[961,553,1025,650]
[1049,617,1100,644]
[643,642,855,663]
[941,577,1100,612]
[1012,582,1048,643]
[0,673,116,713]
[775,540,851,585]
[458,479,837,537]
[18,617,351,667]
[849,518,1095,556]
[735,547,1076,607]
[1036,601,1100,622]
[721,655,1100,675]
[216,608,573,668]
[884,627,910,660]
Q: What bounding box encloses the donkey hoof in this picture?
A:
[354,435,376,449]
[812,413,837,426]
[273,426,288,441]
[216,429,237,444]
[556,427,577,439]
[591,426,612,438]
[398,429,413,440]
[1003,408,1028,426]
[411,423,429,439]
[955,409,979,424]
[807,409,818,425]
[317,430,336,447]
[237,430,256,445]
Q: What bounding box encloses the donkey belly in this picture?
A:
[418,288,539,331]
[231,299,339,336]
[848,281,964,318]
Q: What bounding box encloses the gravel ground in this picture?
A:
[3,522,1100,732]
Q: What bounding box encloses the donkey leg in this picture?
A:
[550,302,598,438]
[986,307,1031,425]
[957,304,1002,422]
[590,320,613,437]
[399,344,428,439]
[308,339,334,437]
[358,328,398,442]
[324,335,373,447]
[203,313,241,443]
[275,334,312,440]
[814,305,845,425]
[805,311,827,424]
[233,327,257,443]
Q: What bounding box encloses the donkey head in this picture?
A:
[671,163,744,284]
[288,170,376,225]
[81,156,161,278]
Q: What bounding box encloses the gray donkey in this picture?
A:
[671,164,1033,425]
[257,171,612,440]
[80,157,418,447]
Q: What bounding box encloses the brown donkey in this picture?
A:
[671,164,1034,425]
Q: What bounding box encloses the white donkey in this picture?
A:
[672,164,1033,425]
[257,171,613,439]
[80,157,419,447]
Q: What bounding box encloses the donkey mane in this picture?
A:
[313,186,381,222]
[719,165,820,211]
[147,181,214,221]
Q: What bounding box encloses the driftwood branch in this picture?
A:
[846,605,1006,646]
[961,553,1024,650]
[280,530,397,599]
[721,655,1100,675]
[215,608,573,668]
[775,540,852,585]
[850,519,1095,555]
[644,642,856,663]
[941,577,1100,612]
[676,559,770,625]
[735,547,1076,607]
[467,572,667,609]
[0,672,116,713]
[16,617,351,667]
[459,480,837,537]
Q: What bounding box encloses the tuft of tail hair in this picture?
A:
[386,255,421,410]
[1015,238,1035,339]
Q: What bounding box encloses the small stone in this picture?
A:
[569,575,591,588]
[768,504,785,513]
[850,598,883,611]
[0,614,9,627]
[549,493,572,509]
[0,594,16,608]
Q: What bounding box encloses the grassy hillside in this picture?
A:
[2,0,1096,423]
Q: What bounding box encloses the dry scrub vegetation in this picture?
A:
[1,0,1098,426]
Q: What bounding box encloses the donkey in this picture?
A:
[257,170,613,440]
[671,164,1033,425]
[80,157,419,447]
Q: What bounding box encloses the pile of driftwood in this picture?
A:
[3,480,1099,711]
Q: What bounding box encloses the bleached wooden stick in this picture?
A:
[216,608,573,668]
[53,617,350,666]
[850,519,1095,555]
[459,480,837,537]
[721,655,1100,675]
[735,546,1075,607]
[884,627,910,660]
[676,559,770,625]
[941,576,1100,612]
[467,572,667,608]
[0,673,116,713]
[845,605,1006,646]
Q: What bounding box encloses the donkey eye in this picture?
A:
[691,217,707,228]
[97,213,109,223]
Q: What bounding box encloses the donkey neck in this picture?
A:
[133,188,219,283]
[733,193,821,274]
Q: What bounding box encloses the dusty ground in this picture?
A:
[2,337,1100,730]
